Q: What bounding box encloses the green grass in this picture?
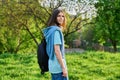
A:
[0,51,120,80]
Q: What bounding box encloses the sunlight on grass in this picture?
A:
[0,51,120,80]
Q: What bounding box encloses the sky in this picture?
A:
[40,0,98,19]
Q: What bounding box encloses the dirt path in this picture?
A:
[65,48,85,53]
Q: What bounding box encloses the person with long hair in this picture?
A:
[43,8,68,80]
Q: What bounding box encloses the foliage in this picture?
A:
[0,51,120,80]
[64,31,80,48]
[94,0,120,52]
[0,0,97,53]
[0,0,49,53]
[80,24,95,47]
[76,25,93,50]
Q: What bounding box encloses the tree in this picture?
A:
[0,0,48,53]
[40,0,97,46]
[94,0,120,52]
[0,0,97,53]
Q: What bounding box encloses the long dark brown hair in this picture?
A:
[47,9,66,29]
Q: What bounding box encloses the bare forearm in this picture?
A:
[54,45,68,77]
[55,47,65,69]
[55,51,65,69]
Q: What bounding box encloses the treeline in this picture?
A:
[0,0,120,53]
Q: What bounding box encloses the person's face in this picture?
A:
[56,12,65,26]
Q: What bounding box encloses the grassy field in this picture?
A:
[0,51,120,80]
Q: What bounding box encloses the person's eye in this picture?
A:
[57,15,60,17]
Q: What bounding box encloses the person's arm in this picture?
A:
[54,45,67,77]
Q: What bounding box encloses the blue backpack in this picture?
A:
[37,38,49,74]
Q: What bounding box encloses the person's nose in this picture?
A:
[60,16,63,19]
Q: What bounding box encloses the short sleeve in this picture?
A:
[54,31,62,45]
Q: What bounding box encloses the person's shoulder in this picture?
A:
[54,30,60,35]
[50,26,60,30]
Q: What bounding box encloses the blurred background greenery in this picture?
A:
[0,0,120,53]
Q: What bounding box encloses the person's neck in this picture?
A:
[54,24,63,31]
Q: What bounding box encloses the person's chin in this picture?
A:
[59,22,63,25]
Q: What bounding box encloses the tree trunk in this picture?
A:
[113,42,117,53]
[110,39,117,52]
